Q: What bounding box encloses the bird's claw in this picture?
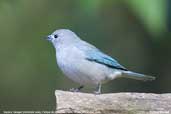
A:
[69,88,80,92]
[93,91,101,95]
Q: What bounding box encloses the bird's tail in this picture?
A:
[121,71,156,81]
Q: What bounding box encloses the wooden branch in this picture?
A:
[55,90,171,114]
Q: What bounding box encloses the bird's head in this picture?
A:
[46,29,79,48]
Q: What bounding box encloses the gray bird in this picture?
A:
[46,29,155,94]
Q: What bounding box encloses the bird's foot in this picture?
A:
[93,91,101,95]
[69,88,80,92]
[69,85,84,92]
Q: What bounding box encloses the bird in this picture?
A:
[46,29,155,94]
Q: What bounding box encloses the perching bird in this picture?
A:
[46,29,155,94]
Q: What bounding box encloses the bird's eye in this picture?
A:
[54,34,58,38]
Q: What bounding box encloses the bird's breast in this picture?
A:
[55,45,111,85]
[56,46,90,83]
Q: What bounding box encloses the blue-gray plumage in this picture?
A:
[85,50,127,71]
[46,29,155,94]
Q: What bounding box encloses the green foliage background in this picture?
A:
[0,0,170,111]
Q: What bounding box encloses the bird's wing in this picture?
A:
[86,50,128,71]
[76,41,128,71]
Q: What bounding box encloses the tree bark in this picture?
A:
[55,90,171,114]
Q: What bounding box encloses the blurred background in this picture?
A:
[0,0,170,111]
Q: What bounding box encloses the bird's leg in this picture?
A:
[70,85,84,92]
[94,83,101,95]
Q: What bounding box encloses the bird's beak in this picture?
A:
[46,35,52,41]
